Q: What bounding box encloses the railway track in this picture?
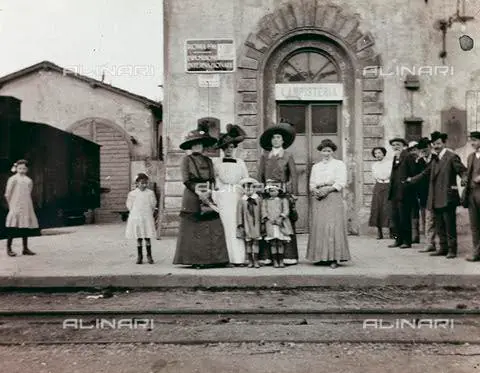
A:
[0,308,479,345]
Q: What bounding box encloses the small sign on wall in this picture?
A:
[275,83,344,101]
[185,39,235,73]
[198,74,220,87]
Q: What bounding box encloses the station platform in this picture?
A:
[0,223,479,290]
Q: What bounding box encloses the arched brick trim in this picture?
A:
[67,117,135,157]
[235,1,385,233]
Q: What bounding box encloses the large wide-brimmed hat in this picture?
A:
[430,131,448,143]
[389,137,408,146]
[179,122,217,150]
[470,131,480,140]
[259,121,296,150]
[216,124,246,149]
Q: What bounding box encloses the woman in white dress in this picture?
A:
[306,139,350,268]
[126,173,157,264]
[368,147,393,239]
[213,124,249,265]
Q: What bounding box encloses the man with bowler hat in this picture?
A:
[388,137,419,248]
[407,131,467,259]
[461,131,480,262]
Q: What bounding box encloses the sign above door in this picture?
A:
[275,83,343,101]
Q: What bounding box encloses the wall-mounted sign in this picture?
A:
[186,39,235,73]
[275,83,344,101]
[198,74,220,87]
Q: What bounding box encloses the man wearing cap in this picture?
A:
[388,137,419,248]
[415,137,437,253]
[258,121,298,265]
[461,131,480,262]
[407,131,467,259]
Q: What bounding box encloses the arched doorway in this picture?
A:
[69,118,131,223]
[264,41,353,233]
[235,2,385,234]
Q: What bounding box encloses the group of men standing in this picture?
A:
[387,130,480,262]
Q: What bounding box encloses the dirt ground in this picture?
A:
[1,289,480,311]
[0,343,478,373]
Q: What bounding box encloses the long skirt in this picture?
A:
[173,213,229,265]
[214,189,246,264]
[306,192,350,262]
[368,182,392,228]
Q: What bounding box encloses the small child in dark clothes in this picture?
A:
[237,178,263,268]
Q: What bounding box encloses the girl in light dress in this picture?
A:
[262,181,293,268]
[126,173,157,264]
[4,159,38,257]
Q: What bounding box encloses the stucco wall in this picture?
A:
[0,70,157,160]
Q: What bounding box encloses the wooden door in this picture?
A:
[277,102,342,233]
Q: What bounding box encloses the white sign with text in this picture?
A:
[275,83,344,101]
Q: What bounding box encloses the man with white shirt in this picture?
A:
[407,131,467,258]
[461,131,480,262]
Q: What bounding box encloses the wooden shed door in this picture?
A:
[72,120,130,222]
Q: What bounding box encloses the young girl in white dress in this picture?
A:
[262,181,293,268]
[126,173,157,264]
[4,159,38,257]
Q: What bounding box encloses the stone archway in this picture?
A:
[235,1,385,234]
[68,118,132,223]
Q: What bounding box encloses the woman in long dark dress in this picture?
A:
[173,127,229,268]
[368,147,393,239]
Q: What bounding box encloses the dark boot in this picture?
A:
[146,245,154,264]
[430,247,448,256]
[389,228,395,239]
[278,253,285,268]
[22,237,35,255]
[376,227,383,240]
[273,252,280,268]
[466,256,480,262]
[253,253,260,268]
[136,246,143,264]
[6,238,16,257]
[22,247,36,255]
[247,253,254,268]
[446,247,457,259]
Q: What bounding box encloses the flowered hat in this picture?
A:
[179,122,217,150]
[216,124,246,149]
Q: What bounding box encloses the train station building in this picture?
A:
[161,0,480,235]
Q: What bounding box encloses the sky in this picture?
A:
[0,0,163,101]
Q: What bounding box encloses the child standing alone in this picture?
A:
[4,160,38,256]
[126,173,157,264]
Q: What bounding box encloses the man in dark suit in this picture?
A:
[407,131,467,258]
[462,131,480,262]
[388,137,419,248]
[414,138,437,253]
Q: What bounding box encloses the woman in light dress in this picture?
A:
[4,159,38,256]
[125,173,157,264]
[368,147,394,240]
[213,124,249,265]
[306,139,350,268]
